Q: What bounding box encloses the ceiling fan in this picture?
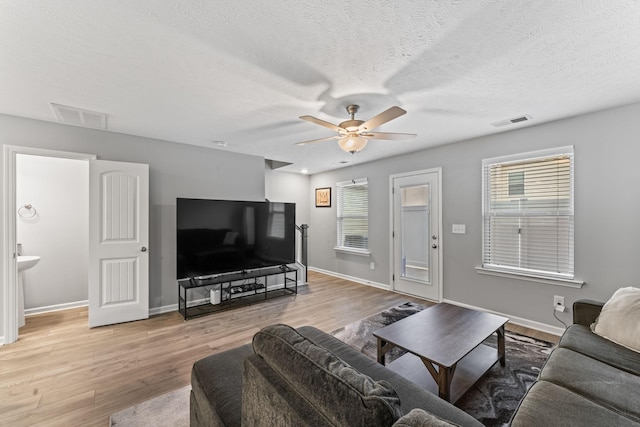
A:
[296,104,416,153]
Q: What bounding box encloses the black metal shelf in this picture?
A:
[178,266,297,320]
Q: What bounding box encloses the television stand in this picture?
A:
[178,265,298,320]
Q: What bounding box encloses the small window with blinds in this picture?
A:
[336,178,369,253]
[482,146,574,280]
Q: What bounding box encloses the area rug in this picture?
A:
[332,302,555,427]
[109,386,190,427]
[110,302,554,426]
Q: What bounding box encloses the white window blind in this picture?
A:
[482,146,574,279]
[337,178,369,251]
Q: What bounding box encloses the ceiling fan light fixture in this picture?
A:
[338,135,368,153]
[297,105,412,152]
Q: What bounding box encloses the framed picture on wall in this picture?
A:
[315,187,331,207]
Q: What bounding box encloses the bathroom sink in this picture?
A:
[17,255,41,272]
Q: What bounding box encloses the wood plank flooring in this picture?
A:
[0,271,559,426]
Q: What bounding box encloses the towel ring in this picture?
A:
[18,204,37,219]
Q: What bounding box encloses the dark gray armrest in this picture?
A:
[572,299,604,326]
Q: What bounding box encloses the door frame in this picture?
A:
[2,145,95,345]
[388,167,443,302]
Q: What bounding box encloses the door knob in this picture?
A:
[432,235,438,240]
[432,244,438,249]
[141,247,147,252]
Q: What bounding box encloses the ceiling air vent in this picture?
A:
[490,115,532,128]
[50,103,108,130]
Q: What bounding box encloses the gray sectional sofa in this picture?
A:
[190,300,640,426]
[510,300,640,426]
[191,324,482,427]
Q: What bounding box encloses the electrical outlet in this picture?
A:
[554,295,565,308]
[370,262,375,270]
[452,224,466,234]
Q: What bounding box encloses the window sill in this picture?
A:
[475,267,584,288]
[334,247,371,257]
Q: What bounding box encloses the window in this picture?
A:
[336,178,369,253]
[482,146,574,280]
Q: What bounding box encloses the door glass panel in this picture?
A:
[400,184,430,283]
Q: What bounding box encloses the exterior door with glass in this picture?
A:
[391,169,441,301]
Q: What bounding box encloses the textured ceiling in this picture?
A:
[1,1,640,174]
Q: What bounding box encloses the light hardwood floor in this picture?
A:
[0,271,559,426]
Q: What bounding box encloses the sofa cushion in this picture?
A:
[592,286,640,352]
[559,325,640,376]
[510,380,639,427]
[573,299,605,327]
[252,324,403,427]
[191,343,254,427]
[540,347,640,422]
[243,353,337,426]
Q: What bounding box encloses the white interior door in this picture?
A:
[391,169,441,301]
[89,159,149,327]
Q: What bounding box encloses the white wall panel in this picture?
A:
[101,258,137,305]
[102,173,138,242]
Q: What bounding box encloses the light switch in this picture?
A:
[452,224,466,234]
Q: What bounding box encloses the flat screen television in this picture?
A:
[176,198,296,279]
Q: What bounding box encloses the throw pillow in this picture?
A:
[252,324,403,427]
[592,286,640,352]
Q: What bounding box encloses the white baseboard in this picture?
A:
[308,266,390,291]
[25,300,88,317]
[150,303,178,316]
[0,336,5,346]
[308,267,564,338]
[441,299,565,337]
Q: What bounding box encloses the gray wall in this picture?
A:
[309,102,640,329]
[4,101,640,335]
[17,155,89,309]
[264,166,311,227]
[1,114,265,335]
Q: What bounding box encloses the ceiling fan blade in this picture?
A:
[361,132,416,140]
[299,115,345,133]
[295,135,341,146]
[357,106,406,132]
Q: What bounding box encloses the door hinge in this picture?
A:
[392,274,395,282]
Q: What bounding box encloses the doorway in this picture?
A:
[3,145,150,344]
[390,168,442,301]
[3,145,95,344]
[16,153,89,332]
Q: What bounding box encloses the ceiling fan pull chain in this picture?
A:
[351,152,357,183]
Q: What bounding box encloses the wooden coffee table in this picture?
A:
[373,303,508,403]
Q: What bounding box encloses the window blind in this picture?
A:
[482,147,574,279]
[336,178,369,251]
